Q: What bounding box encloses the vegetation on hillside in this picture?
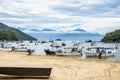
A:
[101,29,120,42]
[0,23,37,40]
[0,29,19,41]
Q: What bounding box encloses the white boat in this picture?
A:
[55,47,83,56]
[45,46,83,56]
[10,47,34,53]
[98,48,116,57]
[12,48,28,52]
[84,47,115,57]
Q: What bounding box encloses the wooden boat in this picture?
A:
[44,49,56,55]
[0,67,52,79]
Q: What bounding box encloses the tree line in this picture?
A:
[101,29,120,43]
[0,29,19,41]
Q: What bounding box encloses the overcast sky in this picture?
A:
[0,0,120,34]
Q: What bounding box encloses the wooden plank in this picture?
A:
[0,67,52,79]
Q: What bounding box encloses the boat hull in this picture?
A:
[44,50,56,55]
[56,53,82,56]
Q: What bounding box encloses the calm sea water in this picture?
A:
[29,33,103,41]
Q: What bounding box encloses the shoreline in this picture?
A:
[0,50,120,80]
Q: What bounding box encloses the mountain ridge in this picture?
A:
[16,27,103,40]
[71,29,86,32]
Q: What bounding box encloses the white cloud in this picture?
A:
[80,17,120,34]
[0,0,120,35]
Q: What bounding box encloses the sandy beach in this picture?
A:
[0,50,120,80]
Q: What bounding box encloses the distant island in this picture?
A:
[101,29,120,43]
[0,23,37,41]
[41,29,55,32]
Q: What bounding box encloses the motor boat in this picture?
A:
[84,47,116,57]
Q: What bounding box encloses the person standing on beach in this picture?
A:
[27,49,32,56]
[1,43,4,48]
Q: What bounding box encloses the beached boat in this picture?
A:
[84,47,116,57]
[12,48,28,52]
[0,67,52,79]
[10,47,35,53]
[44,45,62,55]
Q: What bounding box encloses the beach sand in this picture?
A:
[0,50,120,80]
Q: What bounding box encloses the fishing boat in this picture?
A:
[84,47,116,57]
[56,47,82,56]
[45,47,83,56]
[44,49,56,55]
[98,48,116,57]
[10,47,34,53]
[44,45,62,55]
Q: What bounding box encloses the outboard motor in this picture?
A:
[98,51,103,59]
[98,50,106,58]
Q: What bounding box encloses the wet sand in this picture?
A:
[0,50,120,80]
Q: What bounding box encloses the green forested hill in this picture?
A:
[101,29,120,42]
[0,23,37,40]
[0,29,19,41]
